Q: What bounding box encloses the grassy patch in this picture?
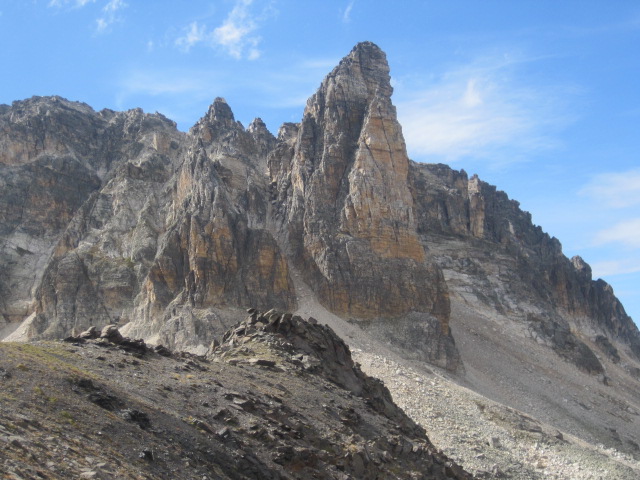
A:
[34,385,58,404]
[59,410,76,425]
[1,342,97,378]
[0,392,18,402]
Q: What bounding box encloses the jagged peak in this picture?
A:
[247,117,276,154]
[276,122,299,141]
[323,41,392,100]
[3,95,97,118]
[206,97,235,124]
[190,97,240,137]
[571,255,592,278]
[340,41,388,74]
[247,117,269,135]
[248,116,265,126]
[0,95,179,132]
[297,41,395,136]
[352,40,384,55]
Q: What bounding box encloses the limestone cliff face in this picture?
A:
[125,98,295,350]
[410,162,640,366]
[8,96,295,352]
[18,105,185,341]
[268,42,456,369]
[1,43,637,376]
[0,97,182,333]
[0,96,104,169]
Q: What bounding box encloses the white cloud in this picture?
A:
[103,0,124,14]
[96,17,107,31]
[342,0,355,23]
[462,78,482,107]
[96,0,126,33]
[174,0,269,60]
[48,0,96,7]
[580,168,640,208]
[175,21,208,51]
[594,218,640,248]
[213,0,261,60]
[395,55,570,166]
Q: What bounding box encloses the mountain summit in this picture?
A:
[1,43,640,469]
[268,41,456,370]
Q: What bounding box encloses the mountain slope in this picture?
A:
[0,313,472,479]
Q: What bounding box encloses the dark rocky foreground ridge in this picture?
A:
[2,42,640,475]
[0,310,472,479]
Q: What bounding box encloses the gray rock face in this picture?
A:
[409,162,640,367]
[122,97,296,352]
[1,43,638,381]
[268,42,457,369]
[0,97,183,335]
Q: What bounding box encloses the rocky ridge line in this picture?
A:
[1,310,474,479]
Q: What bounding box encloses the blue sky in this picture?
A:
[1,0,639,325]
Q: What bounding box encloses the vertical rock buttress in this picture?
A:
[269,42,459,370]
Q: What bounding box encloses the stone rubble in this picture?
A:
[354,349,640,479]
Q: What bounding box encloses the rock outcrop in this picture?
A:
[0,97,184,335]
[207,308,474,479]
[123,98,296,351]
[268,43,456,369]
[269,43,440,316]
[409,162,640,368]
[0,317,473,479]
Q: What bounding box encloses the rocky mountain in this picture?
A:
[2,42,640,477]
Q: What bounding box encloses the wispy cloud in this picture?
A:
[117,68,223,100]
[175,0,270,60]
[580,168,640,208]
[396,54,572,167]
[213,0,262,59]
[96,0,126,33]
[175,21,208,52]
[342,0,355,23]
[594,218,640,248]
[48,0,96,7]
[591,258,640,277]
[48,0,126,32]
